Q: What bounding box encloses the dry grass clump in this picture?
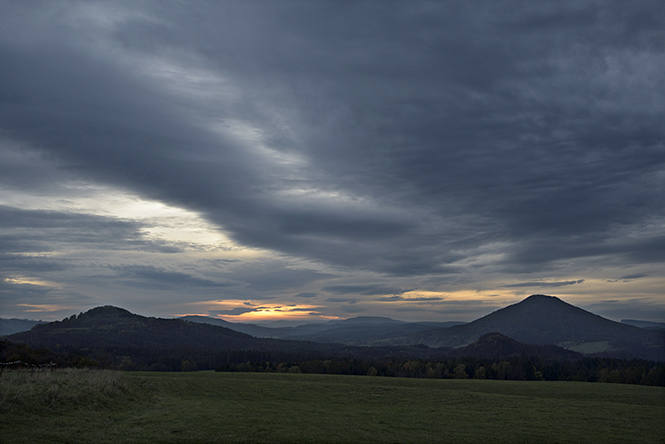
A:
[0,368,127,413]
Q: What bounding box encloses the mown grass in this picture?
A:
[1,370,663,443]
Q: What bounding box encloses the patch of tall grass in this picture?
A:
[0,368,127,413]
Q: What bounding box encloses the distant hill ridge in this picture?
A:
[4,295,664,363]
[404,294,664,361]
[334,316,406,325]
[4,307,453,370]
[21,306,264,351]
[181,314,463,344]
[0,318,47,336]
[622,319,665,330]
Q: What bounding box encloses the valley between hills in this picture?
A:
[2,295,664,382]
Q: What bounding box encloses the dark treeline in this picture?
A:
[1,339,445,373]
[2,339,663,386]
[215,356,665,387]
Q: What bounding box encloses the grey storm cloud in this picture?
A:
[293,292,319,299]
[237,267,335,293]
[503,280,585,288]
[341,305,368,314]
[619,274,649,280]
[607,273,649,283]
[323,285,410,296]
[0,205,182,255]
[324,298,359,304]
[0,0,664,321]
[109,265,232,290]
[2,0,662,277]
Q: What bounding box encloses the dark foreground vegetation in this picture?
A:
[1,369,663,444]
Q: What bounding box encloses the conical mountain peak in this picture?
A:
[407,294,662,360]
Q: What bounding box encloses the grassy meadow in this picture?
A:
[1,369,664,443]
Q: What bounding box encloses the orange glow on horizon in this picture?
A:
[218,308,341,323]
[182,300,343,323]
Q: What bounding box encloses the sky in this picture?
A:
[1,1,664,325]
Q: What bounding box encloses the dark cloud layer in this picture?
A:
[109,265,232,290]
[504,280,585,288]
[0,1,663,321]
[0,205,151,249]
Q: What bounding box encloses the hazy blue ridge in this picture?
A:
[0,318,46,336]
[4,296,664,367]
[621,319,665,330]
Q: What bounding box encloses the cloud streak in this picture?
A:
[503,280,585,288]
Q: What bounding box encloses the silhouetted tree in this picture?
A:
[453,364,468,379]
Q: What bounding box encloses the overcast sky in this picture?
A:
[1,1,664,324]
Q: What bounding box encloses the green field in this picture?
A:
[1,369,664,443]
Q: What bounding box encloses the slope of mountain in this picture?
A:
[452,332,583,360]
[402,295,664,361]
[8,306,260,350]
[0,318,46,336]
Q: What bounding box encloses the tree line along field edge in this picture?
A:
[3,339,664,386]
